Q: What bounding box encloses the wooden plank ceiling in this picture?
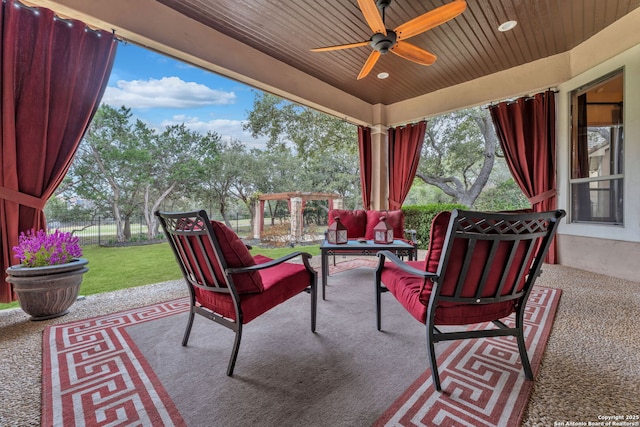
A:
[155,0,640,106]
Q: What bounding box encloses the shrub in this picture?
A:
[260,223,292,247]
[473,179,529,211]
[402,203,466,249]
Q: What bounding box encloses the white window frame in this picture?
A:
[569,69,624,226]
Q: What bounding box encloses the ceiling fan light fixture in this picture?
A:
[377,72,389,79]
[498,20,517,32]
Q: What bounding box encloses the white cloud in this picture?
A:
[102,76,236,109]
[160,115,269,149]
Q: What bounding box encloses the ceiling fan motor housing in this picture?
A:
[370,29,397,53]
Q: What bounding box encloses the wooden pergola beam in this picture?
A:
[258,192,341,201]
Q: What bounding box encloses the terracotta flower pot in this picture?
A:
[5,258,89,321]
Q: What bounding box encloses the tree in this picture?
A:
[250,145,300,226]
[244,91,361,212]
[415,107,498,207]
[68,105,223,242]
[473,177,529,211]
[70,105,150,241]
[197,139,246,228]
[227,147,268,230]
[244,92,358,156]
[296,148,361,209]
[143,124,221,239]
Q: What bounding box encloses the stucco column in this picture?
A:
[370,124,389,210]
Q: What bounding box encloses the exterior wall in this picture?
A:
[555,43,640,283]
[557,235,640,283]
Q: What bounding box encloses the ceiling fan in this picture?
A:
[311,0,467,80]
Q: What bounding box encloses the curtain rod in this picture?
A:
[12,0,122,40]
[487,88,558,107]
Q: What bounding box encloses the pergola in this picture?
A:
[253,192,342,242]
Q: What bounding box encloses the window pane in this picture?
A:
[571,178,623,223]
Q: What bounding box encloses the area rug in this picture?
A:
[40,260,372,427]
[42,262,560,426]
[374,286,562,427]
[41,299,191,427]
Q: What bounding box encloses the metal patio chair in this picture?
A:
[375,209,565,391]
[156,209,317,376]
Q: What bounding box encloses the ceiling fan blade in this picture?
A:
[357,50,381,80]
[390,41,437,66]
[311,41,370,52]
[357,0,387,35]
[395,0,467,40]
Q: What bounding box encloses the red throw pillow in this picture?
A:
[210,221,263,293]
[364,210,404,240]
[328,209,367,239]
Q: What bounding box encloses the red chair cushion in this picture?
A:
[380,260,429,323]
[427,211,523,324]
[434,301,516,325]
[382,211,518,325]
[209,221,263,293]
[364,210,404,240]
[423,211,451,277]
[328,209,367,239]
[380,259,515,325]
[194,255,312,323]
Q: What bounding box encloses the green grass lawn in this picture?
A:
[0,242,320,311]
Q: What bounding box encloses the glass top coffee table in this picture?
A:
[320,239,416,300]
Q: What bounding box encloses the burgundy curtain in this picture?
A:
[489,90,558,263]
[358,126,372,209]
[387,121,426,210]
[0,0,117,302]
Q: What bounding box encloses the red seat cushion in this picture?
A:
[194,255,312,323]
[328,209,367,239]
[380,260,429,323]
[209,221,263,293]
[364,210,404,240]
[434,300,516,325]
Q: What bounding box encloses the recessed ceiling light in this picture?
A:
[498,20,517,32]
[377,72,389,79]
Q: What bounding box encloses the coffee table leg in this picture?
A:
[321,249,328,300]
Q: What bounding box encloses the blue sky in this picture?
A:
[102,42,268,148]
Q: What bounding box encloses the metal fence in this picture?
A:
[47,214,254,246]
[46,216,150,246]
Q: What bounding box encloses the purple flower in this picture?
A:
[12,229,83,268]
